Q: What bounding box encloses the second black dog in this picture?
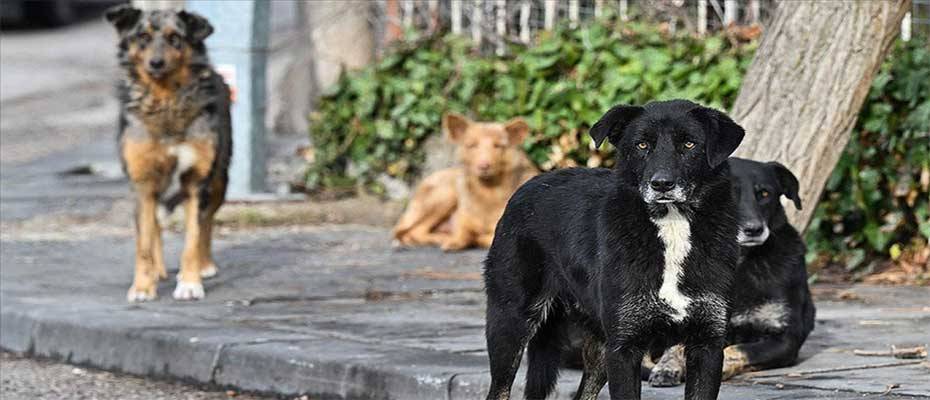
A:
[647,157,816,386]
[483,100,744,400]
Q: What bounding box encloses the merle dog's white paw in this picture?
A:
[175,264,218,281]
[126,286,157,303]
[200,264,218,279]
[172,281,204,300]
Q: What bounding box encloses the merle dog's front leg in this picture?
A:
[683,337,725,400]
[605,340,644,400]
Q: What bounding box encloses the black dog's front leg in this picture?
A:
[683,338,725,400]
[605,343,645,400]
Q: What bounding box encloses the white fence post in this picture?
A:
[619,0,629,22]
[520,0,532,43]
[594,0,604,18]
[724,0,737,26]
[496,0,506,55]
[401,0,414,28]
[472,0,483,46]
[544,0,557,30]
[569,0,579,27]
[749,0,760,24]
[451,0,462,35]
[698,0,707,36]
[428,0,439,32]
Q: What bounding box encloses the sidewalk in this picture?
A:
[2,222,928,399]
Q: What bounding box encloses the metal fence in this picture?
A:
[909,0,930,40]
[368,0,926,56]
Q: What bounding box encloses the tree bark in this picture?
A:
[731,0,911,231]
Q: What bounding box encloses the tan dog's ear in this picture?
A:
[443,113,472,143]
[504,118,530,146]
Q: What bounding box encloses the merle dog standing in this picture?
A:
[483,100,745,400]
[647,158,815,386]
[106,5,231,302]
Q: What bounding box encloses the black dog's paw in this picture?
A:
[649,366,685,387]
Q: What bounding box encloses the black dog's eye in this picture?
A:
[168,33,182,48]
[137,32,151,44]
[683,141,696,149]
[636,142,649,150]
[758,190,770,198]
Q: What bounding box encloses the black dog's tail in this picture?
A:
[525,317,563,399]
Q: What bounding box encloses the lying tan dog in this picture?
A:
[393,113,538,251]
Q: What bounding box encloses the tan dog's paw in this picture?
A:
[649,364,685,387]
[440,239,468,252]
[127,284,157,303]
[649,344,686,387]
[172,281,205,300]
[722,347,751,380]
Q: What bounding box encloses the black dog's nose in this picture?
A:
[743,223,765,237]
[149,59,165,70]
[649,176,675,193]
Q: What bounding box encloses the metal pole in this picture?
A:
[186,0,269,198]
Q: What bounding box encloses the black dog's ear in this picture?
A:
[589,105,644,148]
[768,162,802,210]
[689,107,745,168]
[105,5,142,34]
[178,10,214,42]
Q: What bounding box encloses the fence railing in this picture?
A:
[375,0,772,55]
[373,0,926,56]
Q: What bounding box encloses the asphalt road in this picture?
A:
[0,352,280,400]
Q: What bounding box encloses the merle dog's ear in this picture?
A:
[589,105,644,148]
[768,162,802,210]
[178,10,214,42]
[105,5,142,34]
[689,107,745,169]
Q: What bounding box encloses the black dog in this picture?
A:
[483,100,744,400]
[647,157,815,386]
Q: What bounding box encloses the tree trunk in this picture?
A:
[731,0,911,232]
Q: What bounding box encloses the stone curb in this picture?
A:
[0,304,485,399]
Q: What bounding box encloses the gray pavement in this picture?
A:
[2,17,929,400]
[2,224,929,399]
[0,351,275,400]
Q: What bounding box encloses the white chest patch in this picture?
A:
[168,143,198,173]
[652,205,693,322]
[157,143,199,223]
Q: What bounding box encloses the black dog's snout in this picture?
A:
[649,174,676,193]
[743,222,765,237]
[149,59,166,70]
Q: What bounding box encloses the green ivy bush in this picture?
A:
[805,40,930,278]
[307,20,755,190]
[307,19,928,272]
